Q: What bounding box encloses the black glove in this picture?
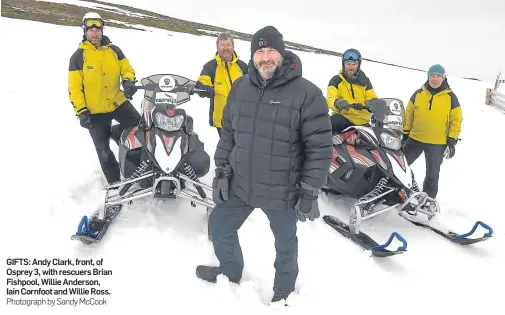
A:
[295,182,320,222]
[444,138,457,159]
[122,79,137,100]
[78,109,92,129]
[334,99,349,111]
[185,82,197,95]
[351,103,365,110]
[402,133,409,145]
[212,164,232,204]
[194,82,213,98]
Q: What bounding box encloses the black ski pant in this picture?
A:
[186,133,210,178]
[216,127,222,138]
[330,113,354,134]
[209,192,298,294]
[88,100,141,184]
[402,137,446,198]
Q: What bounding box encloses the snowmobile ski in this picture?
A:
[400,216,493,245]
[71,204,123,245]
[323,215,407,257]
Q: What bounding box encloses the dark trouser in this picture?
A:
[402,137,446,198]
[186,133,210,177]
[209,192,298,294]
[88,101,141,184]
[330,113,354,134]
[216,127,222,137]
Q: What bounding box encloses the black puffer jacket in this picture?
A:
[215,51,333,211]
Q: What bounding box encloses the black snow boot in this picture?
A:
[195,265,222,283]
[271,291,290,306]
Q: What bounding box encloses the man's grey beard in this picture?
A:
[254,58,283,79]
[257,66,275,79]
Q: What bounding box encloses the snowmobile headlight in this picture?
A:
[380,133,402,150]
[154,113,184,132]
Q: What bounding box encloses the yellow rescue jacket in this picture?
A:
[197,52,248,128]
[326,71,378,125]
[68,36,135,115]
[403,80,463,144]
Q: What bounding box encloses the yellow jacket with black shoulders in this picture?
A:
[68,36,135,115]
[196,52,248,128]
[326,71,378,125]
[403,80,463,144]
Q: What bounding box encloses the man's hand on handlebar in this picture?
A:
[349,103,365,110]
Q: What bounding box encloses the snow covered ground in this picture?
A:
[1,4,505,314]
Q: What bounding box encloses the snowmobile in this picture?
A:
[322,98,493,257]
[71,74,215,244]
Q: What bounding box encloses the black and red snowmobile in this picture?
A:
[322,98,493,257]
[71,74,215,244]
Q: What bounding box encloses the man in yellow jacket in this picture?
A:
[193,32,248,136]
[402,64,463,198]
[68,12,141,185]
[326,48,378,134]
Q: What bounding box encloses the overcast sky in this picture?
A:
[101,0,505,82]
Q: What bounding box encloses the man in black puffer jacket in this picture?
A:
[196,26,333,305]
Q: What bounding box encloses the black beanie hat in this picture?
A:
[251,26,285,58]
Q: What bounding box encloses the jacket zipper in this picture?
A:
[225,62,233,87]
[248,84,265,202]
[350,82,355,98]
[428,95,434,110]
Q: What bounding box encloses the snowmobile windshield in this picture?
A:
[367,98,406,131]
[139,74,193,107]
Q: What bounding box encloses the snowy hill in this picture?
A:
[1,2,505,314]
[78,0,505,82]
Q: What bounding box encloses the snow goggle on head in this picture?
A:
[83,19,104,30]
[343,51,360,63]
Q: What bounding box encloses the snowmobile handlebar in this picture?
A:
[349,103,371,112]
[133,85,206,94]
